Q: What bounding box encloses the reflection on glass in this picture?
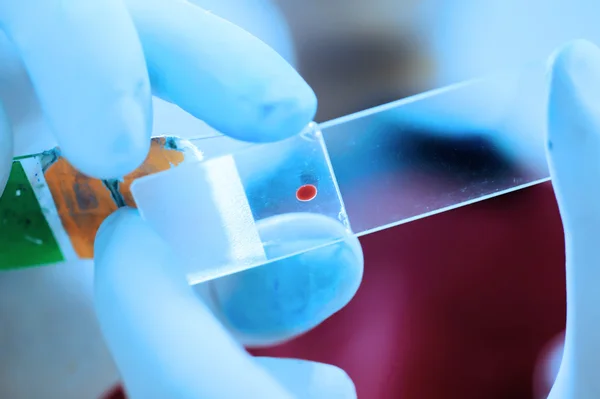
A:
[323,60,550,235]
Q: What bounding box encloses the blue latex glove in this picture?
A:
[0,0,316,184]
[0,0,363,398]
[543,40,600,398]
[95,209,362,399]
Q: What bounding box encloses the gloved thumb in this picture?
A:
[547,39,600,227]
[93,208,355,398]
[546,39,600,398]
[94,208,292,399]
[0,102,12,196]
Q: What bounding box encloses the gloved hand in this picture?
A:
[95,209,362,399]
[0,0,364,398]
[536,39,600,398]
[0,0,317,189]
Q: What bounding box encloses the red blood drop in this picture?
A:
[296,184,317,202]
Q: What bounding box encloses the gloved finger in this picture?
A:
[206,213,363,347]
[126,0,316,143]
[255,357,357,399]
[0,101,12,196]
[0,0,151,179]
[186,0,297,66]
[546,39,600,397]
[94,208,294,399]
[547,39,600,228]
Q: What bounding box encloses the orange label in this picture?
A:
[43,137,187,258]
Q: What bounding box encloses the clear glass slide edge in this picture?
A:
[132,124,352,284]
[324,59,551,235]
[133,60,551,283]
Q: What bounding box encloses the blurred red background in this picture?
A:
[253,182,566,398]
[107,182,566,399]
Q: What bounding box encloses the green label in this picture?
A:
[0,161,64,269]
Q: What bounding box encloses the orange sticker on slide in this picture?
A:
[43,137,187,258]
